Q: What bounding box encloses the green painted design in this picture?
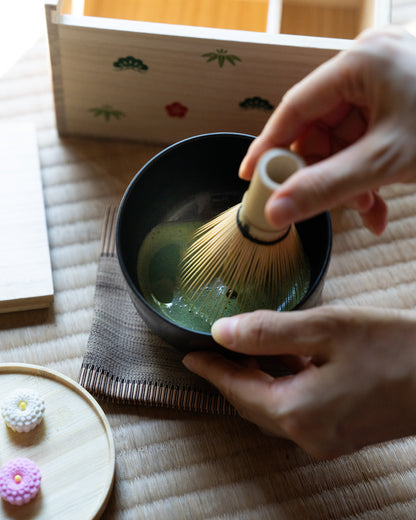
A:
[113,56,149,72]
[239,97,274,111]
[88,105,126,121]
[201,49,241,68]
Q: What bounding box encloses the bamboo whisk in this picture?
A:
[178,148,310,325]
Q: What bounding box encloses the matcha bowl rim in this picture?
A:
[116,132,332,354]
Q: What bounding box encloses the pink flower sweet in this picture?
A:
[0,458,41,506]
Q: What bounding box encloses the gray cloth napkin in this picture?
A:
[79,206,235,414]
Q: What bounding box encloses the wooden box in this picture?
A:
[45,0,391,145]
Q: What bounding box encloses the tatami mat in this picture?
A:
[1,2,416,517]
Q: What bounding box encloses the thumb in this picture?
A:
[211,309,333,359]
[265,128,394,229]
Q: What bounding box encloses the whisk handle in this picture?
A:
[239,148,305,243]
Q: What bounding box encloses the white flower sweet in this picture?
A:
[1,389,45,433]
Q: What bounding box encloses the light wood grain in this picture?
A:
[80,0,387,37]
[281,3,361,38]
[45,2,67,135]
[0,123,54,313]
[83,0,270,32]
[0,363,115,520]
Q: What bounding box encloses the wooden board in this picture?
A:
[0,123,54,313]
[0,363,115,519]
[47,0,390,144]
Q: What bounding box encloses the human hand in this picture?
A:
[183,307,416,459]
[239,27,416,235]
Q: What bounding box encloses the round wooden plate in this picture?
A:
[0,363,115,519]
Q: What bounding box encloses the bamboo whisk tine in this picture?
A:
[179,149,310,326]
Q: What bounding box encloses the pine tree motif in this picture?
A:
[239,97,274,111]
[113,56,149,72]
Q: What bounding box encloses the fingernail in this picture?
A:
[182,352,195,370]
[266,197,298,228]
[238,157,249,179]
[211,317,238,346]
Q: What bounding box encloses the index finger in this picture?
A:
[239,50,358,180]
[182,350,289,437]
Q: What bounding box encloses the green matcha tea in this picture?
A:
[137,220,311,334]
[137,221,212,333]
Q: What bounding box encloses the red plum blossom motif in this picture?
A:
[165,102,188,118]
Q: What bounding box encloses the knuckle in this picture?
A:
[237,311,272,348]
[301,307,352,345]
[277,409,345,460]
[349,27,410,75]
[355,27,401,51]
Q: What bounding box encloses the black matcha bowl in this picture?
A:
[116,133,332,354]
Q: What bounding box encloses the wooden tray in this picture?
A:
[0,363,115,519]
